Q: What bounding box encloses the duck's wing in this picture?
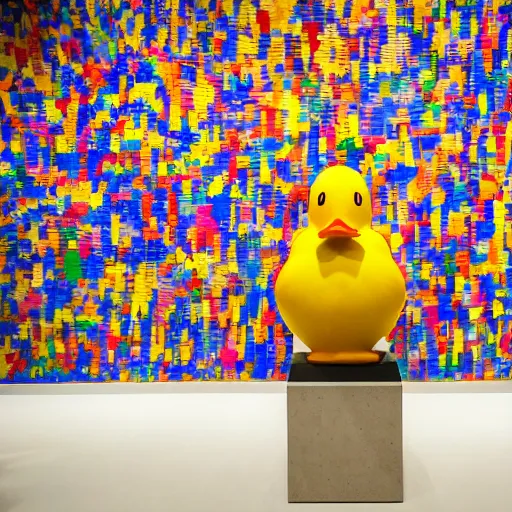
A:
[290,227,306,246]
[368,229,395,255]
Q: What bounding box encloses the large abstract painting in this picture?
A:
[0,0,510,382]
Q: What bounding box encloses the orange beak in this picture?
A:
[318,218,360,239]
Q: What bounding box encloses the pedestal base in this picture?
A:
[287,353,403,503]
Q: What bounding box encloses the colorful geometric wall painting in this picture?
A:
[0,0,511,382]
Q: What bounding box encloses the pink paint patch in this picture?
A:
[220,347,238,369]
[423,305,439,332]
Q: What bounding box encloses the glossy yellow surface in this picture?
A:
[275,166,406,361]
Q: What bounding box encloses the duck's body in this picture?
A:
[276,226,405,358]
[275,166,406,364]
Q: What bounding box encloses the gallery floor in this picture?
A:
[0,382,511,512]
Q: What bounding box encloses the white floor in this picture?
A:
[0,385,511,512]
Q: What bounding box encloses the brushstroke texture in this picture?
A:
[0,0,510,381]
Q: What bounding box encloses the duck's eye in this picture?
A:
[318,192,326,206]
[354,192,362,206]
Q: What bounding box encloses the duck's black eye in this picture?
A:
[354,192,362,206]
[318,192,326,206]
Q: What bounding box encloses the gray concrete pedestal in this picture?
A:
[287,354,403,503]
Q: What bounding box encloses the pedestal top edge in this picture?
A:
[288,353,402,383]
[287,381,402,387]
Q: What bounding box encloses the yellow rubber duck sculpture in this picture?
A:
[275,165,406,365]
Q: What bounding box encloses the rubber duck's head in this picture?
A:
[309,165,372,239]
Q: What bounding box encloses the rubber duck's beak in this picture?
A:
[318,218,360,239]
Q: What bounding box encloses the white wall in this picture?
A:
[0,389,286,512]
[1,386,512,512]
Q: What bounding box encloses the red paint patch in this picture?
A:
[303,22,321,58]
[256,10,270,34]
